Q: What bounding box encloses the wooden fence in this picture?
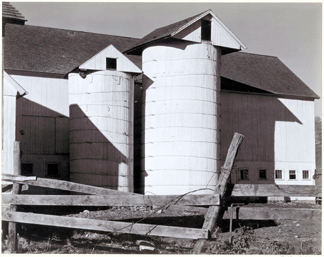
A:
[2,135,321,253]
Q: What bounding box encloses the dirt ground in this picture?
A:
[1,201,322,254]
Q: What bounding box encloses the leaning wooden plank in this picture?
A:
[202,133,244,232]
[222,207,321,221]
[229,184,322,197]
[193,133,244,254]
[3,194,220,207]
[2,174,139,195]
[2,211,208,240]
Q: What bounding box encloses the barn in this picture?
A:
[2,3,319,198]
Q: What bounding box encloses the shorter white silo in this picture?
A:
[69,70,134,192]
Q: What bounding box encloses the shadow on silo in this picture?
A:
[69,104,128,190]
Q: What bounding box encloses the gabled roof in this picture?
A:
[3,24,141,77]
[2,2,27,21]
[80,44,142,73]
[221,52,319,99]
[124,9,246,55]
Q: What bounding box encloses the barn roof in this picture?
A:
[125,9,246,55]
[221,52,319,99]
[2,2,27,21]
[3,24,141,77]
[3,24,318,99]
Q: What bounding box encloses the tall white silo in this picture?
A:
[142,42,222,195]
[69,70,134,192]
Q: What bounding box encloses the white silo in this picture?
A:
[69,71,134,192]
[124,10,246,195]
[142,42,221,195]
[68,45,141,192]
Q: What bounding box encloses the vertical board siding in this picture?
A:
[221,92,316,185]
[55,117,69,154]
[2,95,16,175]
[11,75,69,117]
[12,75,69,180]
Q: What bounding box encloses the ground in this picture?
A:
[1,201,321,254]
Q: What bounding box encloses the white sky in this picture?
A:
[10,2,322,117]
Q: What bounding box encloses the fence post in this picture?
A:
[8,141,21,253]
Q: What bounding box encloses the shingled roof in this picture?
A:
[125,9,246,55]
[2,2,27,21]
[3,23,318,99]
[3,24,141,77]
[221,52,319,99]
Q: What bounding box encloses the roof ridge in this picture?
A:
[8,23,140,40]
[156,10,209,32]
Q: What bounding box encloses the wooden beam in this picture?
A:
[2,174,139,195]
[2,211,208,240]
[2,194,220,207]
[228,184,321,197]
[2,174,36,182]
[222,206,321,221]
[8,142,21,253]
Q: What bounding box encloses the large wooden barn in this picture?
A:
[2,3,319,197]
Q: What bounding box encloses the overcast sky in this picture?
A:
[11,2,322,117]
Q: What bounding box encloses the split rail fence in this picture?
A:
[2,134,321,253]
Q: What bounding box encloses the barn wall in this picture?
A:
[12,75,69,182]
[221,92,316,185]
[2,82,18,175]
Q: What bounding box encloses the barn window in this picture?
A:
[289,170,296,180]
[47,163,59,178]
[239,169,249,181]
[21,163,33,176]
[106,58,117,70]
[258,169,267,180]
[201,20,211,41]
[275,170,283,179]
[302,170,309,179]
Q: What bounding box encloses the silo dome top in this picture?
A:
[124,9,246,56]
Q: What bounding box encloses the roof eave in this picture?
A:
[124,35,172,55]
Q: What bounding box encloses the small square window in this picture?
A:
[239,169,249,181]
[201,20,211,41]
[47,164,59,178]
[289,170,296,180]
[302,170,309,179]
[21,163,33,176]
[259,169,267,180]
[275,170,283,179]
[106,58,117,70]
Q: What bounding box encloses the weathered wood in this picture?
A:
[2,174,37,182]
[2,194,220,207]
[8,142,21,253]
[206,133,244,231]
[2,174,139,195]
[222,206,321,221]
[228,184,322,197]
[2,211,208,240]
[2,184,13,192]
[193,133,244,254]
[165,205,208,216]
